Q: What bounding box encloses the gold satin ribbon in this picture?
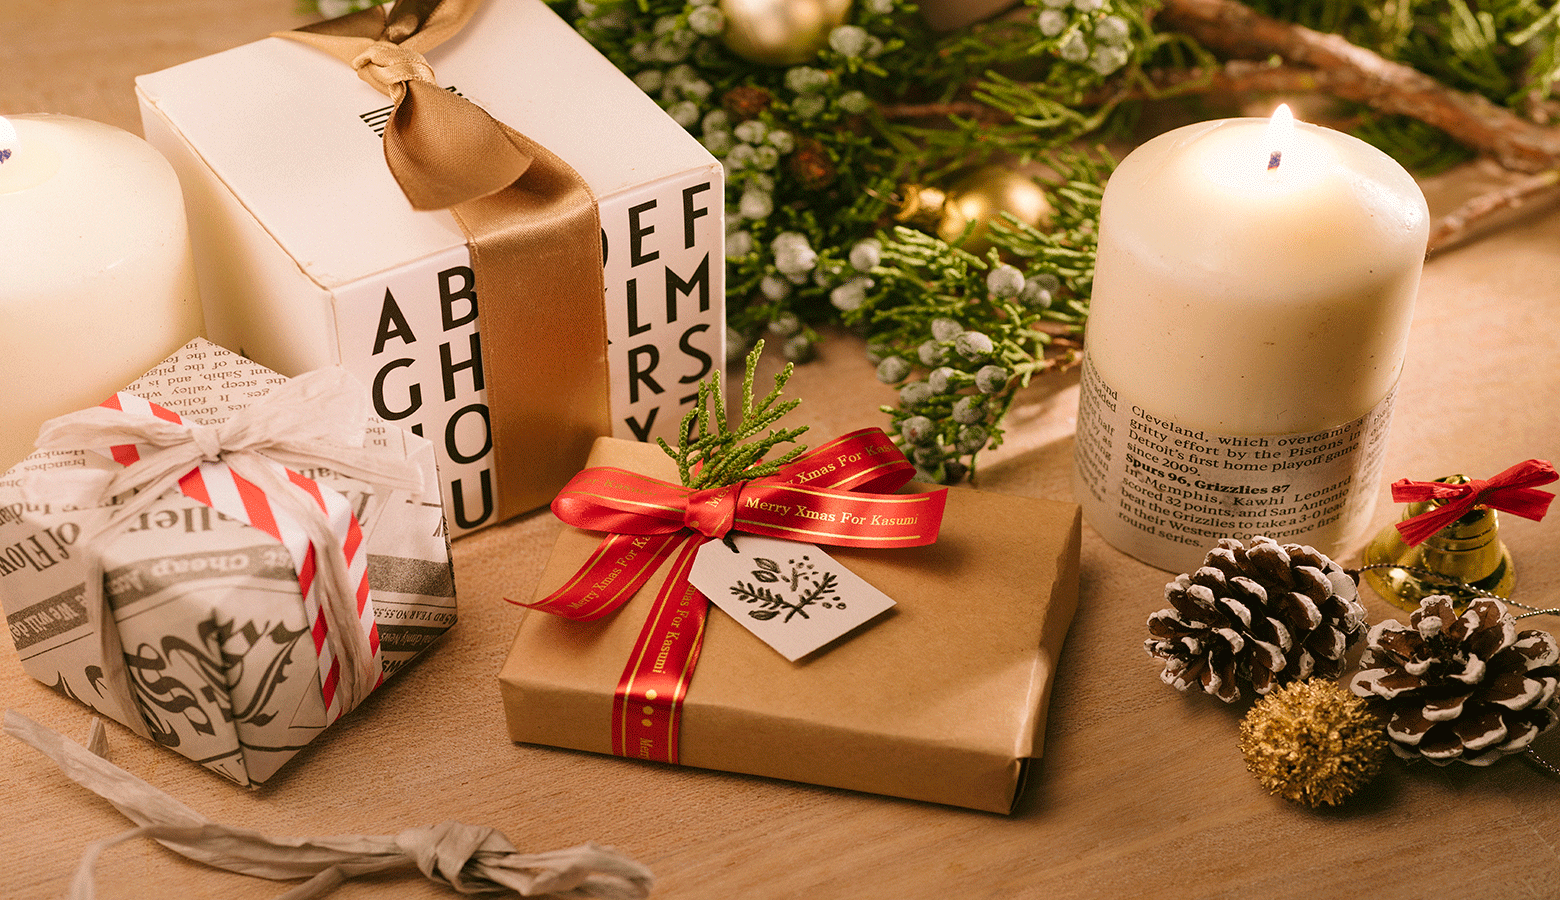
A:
[278,0,612,526]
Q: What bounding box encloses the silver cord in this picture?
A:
[1526,748,1560,778]
[1350,562,1560,618]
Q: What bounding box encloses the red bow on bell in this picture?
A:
[1391,458,1558,546]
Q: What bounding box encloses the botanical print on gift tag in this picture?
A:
[688,534,896,661]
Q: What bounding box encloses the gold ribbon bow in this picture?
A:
[279,0,613,525]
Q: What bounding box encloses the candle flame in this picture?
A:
[1265,104,1294,172]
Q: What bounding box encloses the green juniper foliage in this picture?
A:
[660,340,810,489]
[555,0,1153,479]
[560,0,1155,363]
[847,148,1107,481]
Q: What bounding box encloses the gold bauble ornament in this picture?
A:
[719,0,853,66]
[896,165,1053,256]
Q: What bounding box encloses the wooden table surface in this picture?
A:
[5,3,1560,898]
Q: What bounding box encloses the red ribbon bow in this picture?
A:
[1391,458,1557,546]
[525,428,947,764]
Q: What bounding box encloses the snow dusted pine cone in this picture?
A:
[1351,595,1560,765]
[1146,536,1367,703]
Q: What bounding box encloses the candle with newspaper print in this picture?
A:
[1073,105,1430,572]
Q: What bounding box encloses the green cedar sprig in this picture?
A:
[658,340,809,489]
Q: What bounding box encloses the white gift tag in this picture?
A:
[689,534,896,662]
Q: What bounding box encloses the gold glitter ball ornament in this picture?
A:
[897,165,1053,257]
[1238,679,1388,807]
[719,0,852,66]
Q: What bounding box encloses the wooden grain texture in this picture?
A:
[3,2,1560,898]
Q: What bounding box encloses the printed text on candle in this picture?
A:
[1075,357,1394,553]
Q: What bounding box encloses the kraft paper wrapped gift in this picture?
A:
[500,438,1082,813]
[0,339,454,786]
[134,0,725,537]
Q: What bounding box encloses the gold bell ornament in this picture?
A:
[719,0,852,66]
[895,165,1052,257]
[1361,459,1557,612]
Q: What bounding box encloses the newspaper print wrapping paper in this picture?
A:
[0,339,454,786]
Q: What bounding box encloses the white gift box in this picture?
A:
[135,0,725,536]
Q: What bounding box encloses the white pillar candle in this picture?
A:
[0,114,204,471]
[1073,106,1429,573]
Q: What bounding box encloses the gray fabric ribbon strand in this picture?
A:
[4,711,654,900]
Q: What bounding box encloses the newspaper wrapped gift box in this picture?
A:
[0,339,454,786]
[134,0,725,537]
[499,438,1082,813]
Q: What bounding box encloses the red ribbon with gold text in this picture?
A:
[526,428,946,763]
[1392,458,1557,546]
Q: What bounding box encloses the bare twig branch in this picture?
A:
[1155,0,1560,173]
[879,100,1009,122]
[1144,59,1384,103]
[1428,168,1560,254]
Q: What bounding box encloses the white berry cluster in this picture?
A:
[1036,0,1135,78]
[857,246,1087,484]
[572,0,915,360]
[873,313,1008,484]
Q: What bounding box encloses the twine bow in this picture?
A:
[4,711,653,900]
[277,0,613,525]
[31,368,425,733]
[1391,458,1558,546]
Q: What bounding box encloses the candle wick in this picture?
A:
[1267,149,1282,171]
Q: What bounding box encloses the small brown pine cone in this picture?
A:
[721,85,773,121]
[1350,596,1560,765]
[788,138,837,191]
[1146,536,1366,703]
